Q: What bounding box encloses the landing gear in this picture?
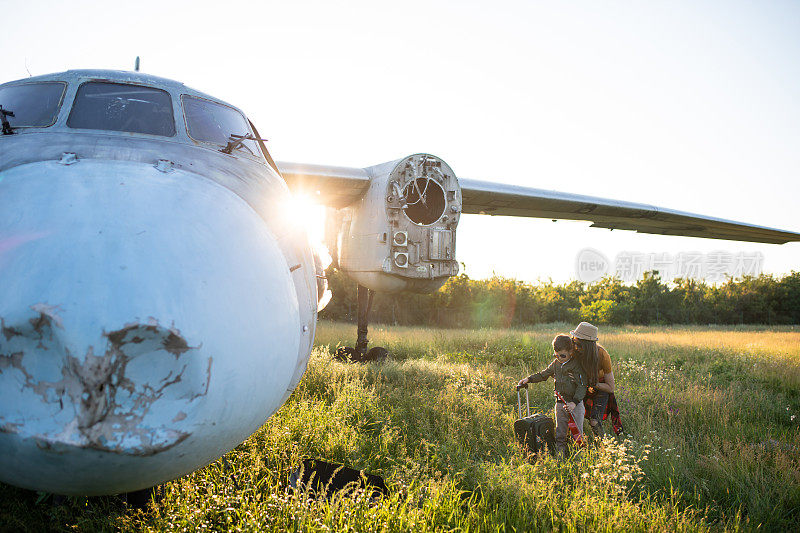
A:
[335,284,389,363]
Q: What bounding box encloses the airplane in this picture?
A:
[0,69,798,497]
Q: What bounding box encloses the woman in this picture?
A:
[569,321,616,438]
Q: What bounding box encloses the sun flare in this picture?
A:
[285,193,326,245]
[284,193,332,273]
[284,193,334,310]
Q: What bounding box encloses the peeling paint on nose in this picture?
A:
[0,160,303,495]
[0,306,211,456]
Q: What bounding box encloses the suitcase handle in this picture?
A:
[516,388,530,418]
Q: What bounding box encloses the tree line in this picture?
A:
[319,269,800,326]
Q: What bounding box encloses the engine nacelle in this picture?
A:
[329,154,461,293]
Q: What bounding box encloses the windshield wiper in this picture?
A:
[0,105,15,135]
[220,133,267,155]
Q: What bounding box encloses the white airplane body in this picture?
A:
[0,69,797,495]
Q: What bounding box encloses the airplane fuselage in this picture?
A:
[0,70,319,494]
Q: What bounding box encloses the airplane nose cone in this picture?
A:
[0,160,303,494]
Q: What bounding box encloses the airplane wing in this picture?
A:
[277,161,800,244]
[277,161,370,209]
[457,178,800,244]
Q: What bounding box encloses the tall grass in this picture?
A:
[1,322,798,531]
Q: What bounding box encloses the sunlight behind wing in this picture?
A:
[282,193,333,311]
[285,193,326,247]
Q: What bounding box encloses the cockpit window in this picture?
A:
[182,95,261,159]
[67,81,175,136]
[0,82,66,129]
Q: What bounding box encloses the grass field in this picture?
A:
[1,322,799,532]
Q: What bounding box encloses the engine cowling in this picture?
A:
[329,154,461,293]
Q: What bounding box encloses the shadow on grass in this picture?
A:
[0,481,140,532]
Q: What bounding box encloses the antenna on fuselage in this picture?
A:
[134,56,140,72]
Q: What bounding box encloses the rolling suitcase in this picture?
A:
[514,387,556,457]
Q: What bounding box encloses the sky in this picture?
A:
[2,0,798,283]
